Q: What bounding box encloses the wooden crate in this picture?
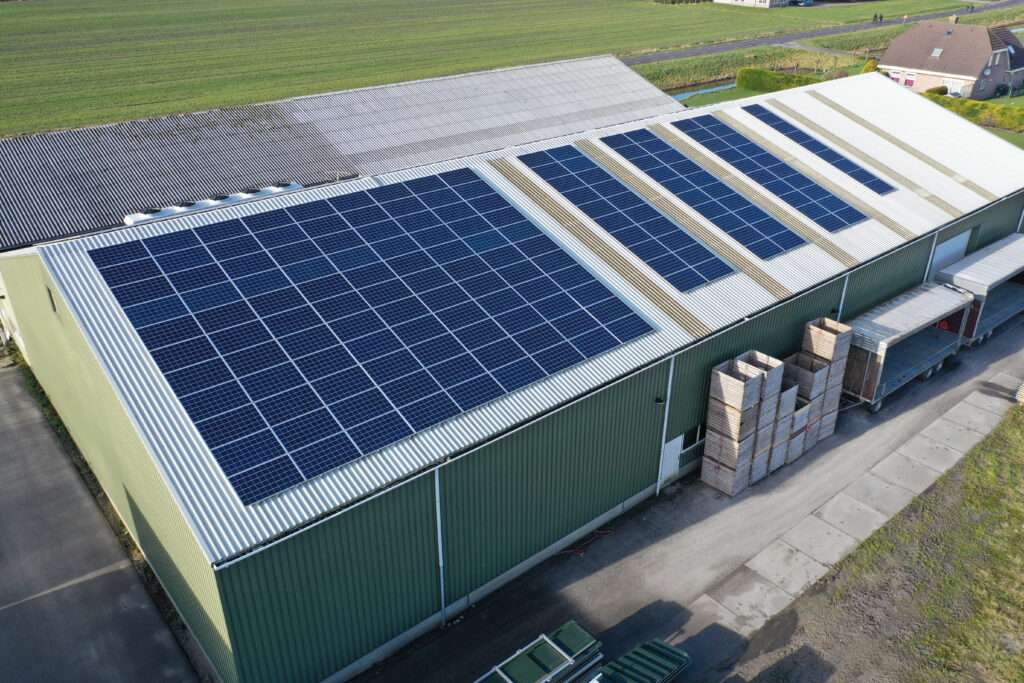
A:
[704,429,755,470]
[776,380,799,419]
[826,358,847,391]
[702,456,749,496]
[805,418,821,451]
[709,359,764,410]
[773,413,792,447]
[784,352,830,399]
[791,397,811,434]
[749,451,770,485]
[736,350,784,398]
[707,399,759,441]
[808,395,824,424]
[786,431,807,464]
[754,424,774,455]
[803,317,853,361]
[769,441,788,473]
[757,392,779,431]
[823,383,843,415]
[819,409,838,440]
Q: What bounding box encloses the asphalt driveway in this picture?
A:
[0,364,196,682]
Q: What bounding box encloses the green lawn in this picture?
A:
[1,0,965,137]
[987,127,1024,149]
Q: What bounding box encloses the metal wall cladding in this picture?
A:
[965,194,1024,252]
[841,238,933,322]
[217,475,439,683]
[666,279,846,443]
[440,361,669,603]
[0,255,238,682]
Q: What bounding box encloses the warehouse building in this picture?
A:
[0,58,1022,683]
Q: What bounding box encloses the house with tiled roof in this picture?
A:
[880,19,1024,99]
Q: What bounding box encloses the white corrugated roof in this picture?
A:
[35,72,1024,563]
[847,282,974,352]
[936,233,1024,295]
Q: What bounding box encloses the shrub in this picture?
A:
[862,58,878,74]
[735,67,820,93]
[926,85,948,95]
[995,84,1010,97]
[923,92,1024,132]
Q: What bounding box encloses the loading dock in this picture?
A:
[843,283,974,412]
[936,233,1024,344]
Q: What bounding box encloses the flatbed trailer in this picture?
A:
[477,621,602,683]
[843,283,974,412]
[936,233,1024,344]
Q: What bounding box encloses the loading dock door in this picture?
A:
[931,230,971,276]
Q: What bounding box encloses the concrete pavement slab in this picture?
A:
[681,594,749,641]
[745,540,829,596]
[844,472,916,517]
[963,389,1015,416]
[896,434,965,474]
[814,492,888,542]
[942,402,1006,435]
[984,372,1024,393]
[920,417,987,454]
[782,515,858,567]
[871,452,942,495]
[708,567,792,631]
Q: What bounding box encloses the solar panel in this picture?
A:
[742,104,895,195]
[673,116,868,233]
[89,170,653,504]
[602,129,806,260]
[519,146,734,293]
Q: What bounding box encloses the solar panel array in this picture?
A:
[602,129,805,260]
[89,169,653,504]
[673,116,868,233]
[743,104,895,195]
[519,146,734,293]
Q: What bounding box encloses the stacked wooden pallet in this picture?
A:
[701,318,852,497]
[803,318,852,443]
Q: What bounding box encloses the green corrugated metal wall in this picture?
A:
[840,238,933,322]
[440,361,669,603]
[0,256,237,682]
[966,194,1024,252]
[665,279,846,448]
[217,475,439,683]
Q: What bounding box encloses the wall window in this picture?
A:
[904,74,916,87]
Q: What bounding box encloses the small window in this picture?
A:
[904,74,916,87]
[46,287,57,313]
[931,48,944,58]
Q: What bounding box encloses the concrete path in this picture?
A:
[684,373,1022,653]
[623,0,1024,67]
[0,366,196,682]
[357,316,1024,683]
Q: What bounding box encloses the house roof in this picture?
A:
[0,56,681,253]
[38,73,1024,564]
[880,20,1024,77]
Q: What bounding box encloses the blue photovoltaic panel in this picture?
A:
[602,129,805,260]
[673,116,868,232]
[89,169,653,504]
[743,104,895,195]
[519,146,734,293]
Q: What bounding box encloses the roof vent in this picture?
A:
[123,182,303,226]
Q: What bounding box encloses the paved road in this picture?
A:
[624,0,1024,66]
[0,365,196,683]
[356,316,1024,683]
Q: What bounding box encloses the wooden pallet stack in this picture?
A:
[702,358,764,496]
[736,350,784,485]
[783,352,829,463]
[803,318,852,441]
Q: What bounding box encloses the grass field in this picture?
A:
[987,126,1024,149]
[633,45,862,91]
[1,0,966,137]
[683,86,763,107]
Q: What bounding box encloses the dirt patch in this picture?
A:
[719,407,1024,683]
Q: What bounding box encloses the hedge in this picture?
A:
[923,93,1024,133]
[735,67,820,93]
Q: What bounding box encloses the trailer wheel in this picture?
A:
[869,400,884,414]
